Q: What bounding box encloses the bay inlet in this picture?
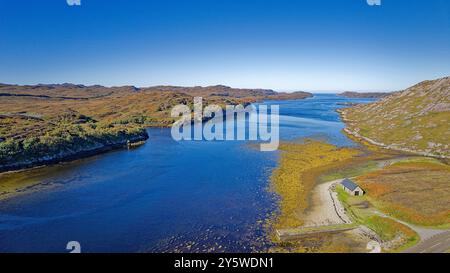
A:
[0,94,375,253]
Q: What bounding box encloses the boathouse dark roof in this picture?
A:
[341,179,359,191]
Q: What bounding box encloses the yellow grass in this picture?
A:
[269,140,359,230]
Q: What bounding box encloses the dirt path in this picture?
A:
[304,180,351,227]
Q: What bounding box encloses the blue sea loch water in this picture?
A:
[0,94,375,252]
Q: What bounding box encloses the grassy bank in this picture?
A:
[267,140,374,252]
[336,186,419,252]
[266,139,436,252]
[0,122,148,172]
[269,140,360,230]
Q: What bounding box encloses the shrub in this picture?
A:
[0,123,148,167]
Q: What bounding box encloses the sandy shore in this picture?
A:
[304,179,351,227]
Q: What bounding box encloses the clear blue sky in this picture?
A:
[0,0,449,92]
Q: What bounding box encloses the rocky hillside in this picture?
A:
[341,77,450,158]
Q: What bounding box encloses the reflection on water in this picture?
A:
[0,94,375,253]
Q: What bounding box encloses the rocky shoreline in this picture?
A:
[0,131,149,174]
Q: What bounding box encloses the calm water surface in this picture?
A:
[0,94,374,252]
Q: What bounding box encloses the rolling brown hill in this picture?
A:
[0,83,312,171]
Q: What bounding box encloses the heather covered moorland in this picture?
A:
[0,83,311,172]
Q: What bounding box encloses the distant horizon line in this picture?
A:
[0,81,397,94]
